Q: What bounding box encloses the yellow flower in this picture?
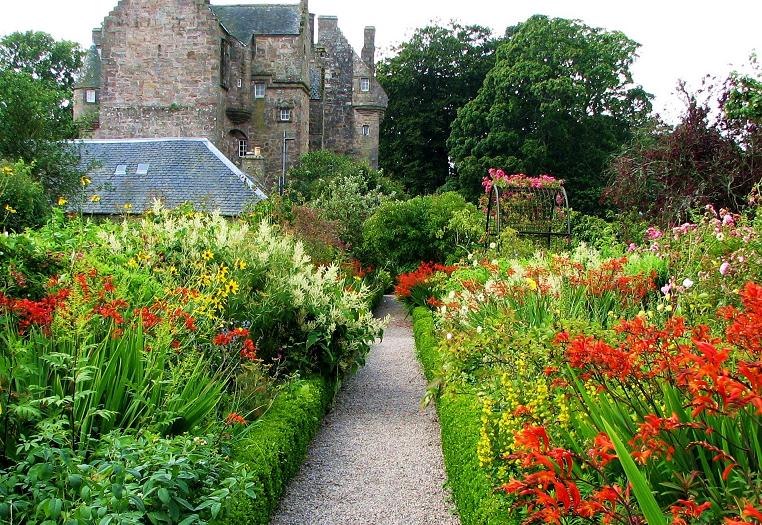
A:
[524,277,538,291]
[127,258,138,268]
[202,250,214,261]
[225,280,239,295]
[123,203,133,211]
[168,266,178,276]
[1,166,13,176]
[57,197,67,206]
[235,259,247,270]
[4,204,16,214]
[90,194,101,203]
[80,176,92,186]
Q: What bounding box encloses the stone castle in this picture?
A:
[73,0,387,190]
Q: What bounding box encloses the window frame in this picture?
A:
[238,139,248,158]
[360,77,370,92]
[254,82,266,99]
[362,124,370,136]
[279,108,292,122]
[85,89,97,104]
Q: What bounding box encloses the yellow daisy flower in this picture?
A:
[4,204,16,214]
[90,194,101,203]
[57,197,67,206]
[225,280,239,295]
[202,250,214,261]
[80,176,92,186]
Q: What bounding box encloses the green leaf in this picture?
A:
[602,419,667,525]
[157,487,171,504]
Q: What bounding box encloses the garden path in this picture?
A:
[270,296,459,525]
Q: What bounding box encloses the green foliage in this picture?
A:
[0,69,83,199]
[377,23,500,194]
[0,160,50,232]
[218,377,335,525]
[361,192,482,274]
[448,15,652,211]
[0,31,83,94]
[726,53,762,123]
[411,307,517,525]
[0,421,256,525]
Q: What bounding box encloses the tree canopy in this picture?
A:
[0,31,83,93]
[0,31,85,200]
[376,23,500,195]
[447,15,652,212]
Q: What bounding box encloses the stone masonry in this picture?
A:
[73,0,388,193]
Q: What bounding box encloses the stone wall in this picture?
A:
[95,0,230,145]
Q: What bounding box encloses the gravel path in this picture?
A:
[270,296,459,525]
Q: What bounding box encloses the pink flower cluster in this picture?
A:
[482,168,563,194]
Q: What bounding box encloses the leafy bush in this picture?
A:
[0,160,50,232]
[0,422,255,525]
[361,192,482,274]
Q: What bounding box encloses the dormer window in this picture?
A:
[279,108,291,122]
[360,77,370,92]
[85,89,96,103]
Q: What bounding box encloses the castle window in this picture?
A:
[237,78,242,88]
[238,139,248,158]
[279,108,291,122]
[254,82,266,98]
[362,124,370,136]
[360,77,370,92]
[85,89,96,103]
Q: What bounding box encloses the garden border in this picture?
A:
[214,376,337,525]
[412,306,517,525]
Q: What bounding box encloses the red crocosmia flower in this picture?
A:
[240,339,257,360]
[171,340,181,349]
[213,333,229,346]
[224,412,247,426]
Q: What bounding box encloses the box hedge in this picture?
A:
[216,376,336,525]
[412,307,517,525]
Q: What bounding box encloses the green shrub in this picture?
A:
[0,160,50,232]
[361,192,482,274]
[218,376,335,525]
[412,307,516,525]
[0,421,256,525]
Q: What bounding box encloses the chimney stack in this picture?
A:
[362,26,376,73]
[309,13,315,47]
[92,28,102,49]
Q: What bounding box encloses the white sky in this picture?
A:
[0,0,759,122]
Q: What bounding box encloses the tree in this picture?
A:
[376,23,500,195]
[725,53,762,124]
[604,82,761,224]
[0,70,82,199]
[447,15,652,212]
[0,31,83,93]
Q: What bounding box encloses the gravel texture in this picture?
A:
[270,296,460,525]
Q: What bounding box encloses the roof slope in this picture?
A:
[75,138,267,216]
[211,4,302,42]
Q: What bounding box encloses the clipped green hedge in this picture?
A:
[217,376,336,525]
[412,307,517,525]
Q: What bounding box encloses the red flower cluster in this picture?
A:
[224,412,247,426]
[214,327,257,361]
[568,257,657,306]
[0,288,70,333]
[394,262,456,299]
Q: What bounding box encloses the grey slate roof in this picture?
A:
[74,138,267,216]
[211,4,301,43]
[74,45,101,89]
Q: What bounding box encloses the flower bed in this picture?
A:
[0,206,383,524]
[402,204,762,524]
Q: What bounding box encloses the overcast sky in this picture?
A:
[1,0,759,121]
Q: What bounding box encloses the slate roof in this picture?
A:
[211,4,302,43]
[74,45,101,89]
[74,138,267,216]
